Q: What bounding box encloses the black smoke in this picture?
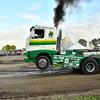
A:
[53,0,91,28]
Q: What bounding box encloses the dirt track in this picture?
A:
[0,62,100,100]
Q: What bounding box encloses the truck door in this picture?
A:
[44,28,57,50]
[29,29,45,50]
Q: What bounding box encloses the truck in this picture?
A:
[0,50,5,56]
[24,25,100,75]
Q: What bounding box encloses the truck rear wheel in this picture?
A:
[80,58,98,75]
[36,56,50,70]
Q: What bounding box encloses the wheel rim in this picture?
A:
[38,58,47,68]
[86,62,95,72]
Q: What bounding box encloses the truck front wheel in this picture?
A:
[36,56,50,70]
[80,58,98,75]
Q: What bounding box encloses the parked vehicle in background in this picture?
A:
[1,49,26,56]
[14,49,26,55]
[22,51,26,55]
[0,50,5,56]
[14,49,22,55]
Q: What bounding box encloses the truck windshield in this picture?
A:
[32,29,44,39]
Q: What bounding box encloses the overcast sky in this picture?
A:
[0,0,100,49]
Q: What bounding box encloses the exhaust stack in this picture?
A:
[56,29,62,53]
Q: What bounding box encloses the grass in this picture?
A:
[51,95,100,100]
[0,56,25,60]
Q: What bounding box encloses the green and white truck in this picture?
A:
[25,25,100,75]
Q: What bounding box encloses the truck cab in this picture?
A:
[26,25,57,51]
[25,25,61,70]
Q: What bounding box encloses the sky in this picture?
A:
[0,0,100,49]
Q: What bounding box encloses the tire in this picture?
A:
[36,56,50,70]
[80,58,98,75]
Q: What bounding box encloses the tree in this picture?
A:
[98,38,100,44]
[78,39,87,47]
[5,45,11,53]
[91,38,98,47]
[2,46,6,50]
[2,44,16,53]
[23,48,26,51]
[11,45,16,50]
[89,41,92,47]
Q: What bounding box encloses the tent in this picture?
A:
[68,42,88,49]
[60,36,74,50]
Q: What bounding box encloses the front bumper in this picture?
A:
[24,57,34,63]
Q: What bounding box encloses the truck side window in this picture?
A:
[33,29,44,39]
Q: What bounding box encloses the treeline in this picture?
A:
[2,45,26,53]
[78,38,100,47]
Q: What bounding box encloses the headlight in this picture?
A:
[25,57,28,59]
